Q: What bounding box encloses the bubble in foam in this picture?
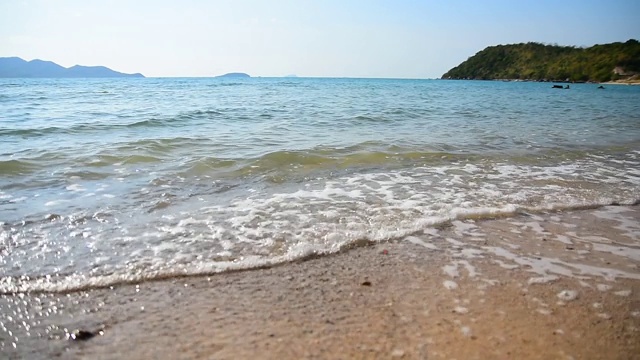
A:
[614,290,631,297]
[557,290,578,301]
[453,306,469,314]
[443,280,458,290]
[528,275,559,285]
[442,264,459,278]
[66,184,85,192]
[460,326,473,337]
[537,308,552,315]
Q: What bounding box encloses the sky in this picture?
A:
[1,0,639,78]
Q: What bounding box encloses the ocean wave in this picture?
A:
[127,110,223,127]
[0,109,226,138]
[1,141,633,182]
[172,147,478,180]
[2,77,640,296]
[0,159,38,176]
[1,200,638,295]
[213,82,249,87]
[0,127,64,137]
[349,115,395,123]
[2,146,639,293]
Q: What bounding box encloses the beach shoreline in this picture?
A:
[602,79,640,85]
[2,205,639,359]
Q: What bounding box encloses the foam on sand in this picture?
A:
[1,206,640,359]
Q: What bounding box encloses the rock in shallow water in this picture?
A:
[67,329,102,341]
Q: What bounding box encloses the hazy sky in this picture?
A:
[1,0,638,78]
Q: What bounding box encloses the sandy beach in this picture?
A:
[602,79,640,85]
[2,205,640,360]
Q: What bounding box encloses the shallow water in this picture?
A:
[1,78,639,293]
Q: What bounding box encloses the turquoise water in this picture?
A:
[1,78,639,293]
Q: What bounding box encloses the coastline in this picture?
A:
[2,206,639,359]
[602,80,640,85]
[440,78,640,85]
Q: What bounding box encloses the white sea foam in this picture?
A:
[554,234,573,245]
[557,290,579,301]
[405,236,439,250]
[443,264,459,278]
[458,260,479,278]
[452,220,478,235]
[457,249,484,259]
[592,207,640,240]
[3,144,640,294]
[592,243,640,262]
[494,260,519,270]
[485,246,640,281]
[443,280,458,290]
[614,290,632,297]
[460,326,473,337]
[528,275,559,285]
[537,308,552,315]
[44,199,70,206]
[453,306,469,314]
[66,184,85,192]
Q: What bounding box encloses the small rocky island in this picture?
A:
[216,72,251,78]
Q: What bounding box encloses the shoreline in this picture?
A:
[440,78,640,85]
[1,206,639,359]
[602,80,640,86]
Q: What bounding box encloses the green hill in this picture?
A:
[442,39,640,82]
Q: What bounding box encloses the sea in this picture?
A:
[1,77,639,294]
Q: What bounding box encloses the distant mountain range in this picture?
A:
[0,57,144,78]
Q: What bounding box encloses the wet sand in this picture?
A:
[1,206,639,359]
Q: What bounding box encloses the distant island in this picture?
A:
[442,39,640,83]
[216,72,250,78]
[0,57,144,78]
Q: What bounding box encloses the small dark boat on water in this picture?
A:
[552,84,570,89]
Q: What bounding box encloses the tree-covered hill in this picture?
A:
[442,39,640,82]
